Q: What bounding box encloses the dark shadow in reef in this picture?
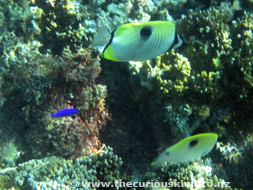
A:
[98,59,158,174]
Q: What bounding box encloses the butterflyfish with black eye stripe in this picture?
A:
[102,21,182,62]
[151,133,218,168]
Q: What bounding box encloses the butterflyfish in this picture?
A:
[151,133,218,168]
[51,108,79,117]
[102,21,182,62]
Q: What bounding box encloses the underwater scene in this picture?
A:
[0,0,252,189]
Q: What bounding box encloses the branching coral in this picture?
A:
[0,146,123,189]
[144,159,234,190]
[217,134,253,164]
[156,52,191,97]
[0,0,34,37]
[29,0,97,55]
[216,142,242,164]
[128,51,191,100]
[128,51,216,138]
[178,7,252,104]
[229,11,253,100]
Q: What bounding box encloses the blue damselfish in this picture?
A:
[51,108,79,117]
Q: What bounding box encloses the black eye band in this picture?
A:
[102,28,117,54]
[189,139,198,147]
[167,28,178,52]
[140,26,152,40]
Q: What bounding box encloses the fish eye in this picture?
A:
[189,139,198,148]
[140,26,152,39]
[165,151,170,156]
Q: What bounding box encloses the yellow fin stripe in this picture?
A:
[103,45,119,62]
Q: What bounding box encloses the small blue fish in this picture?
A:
[51,108,79,117]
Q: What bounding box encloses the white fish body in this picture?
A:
[151,133,218,168]
[103,21,182,62]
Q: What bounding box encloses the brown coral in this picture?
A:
[21,46,110,159]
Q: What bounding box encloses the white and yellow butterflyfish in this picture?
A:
[102,21,182,62]
[151,133,218,168]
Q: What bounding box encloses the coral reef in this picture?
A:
[26,83,110,159]
[127,51,224,139]
[29,0,97,54]
[178,7,252,104]
[214,134,253,188]
[124,4,252,144]
[99,2,252,189]
[0,174,20,190]
[0,0,252,190]
[28,0,159,55]
[0,140,20,168]
[0,32,110,159]
[144,159,234,190]
[1,0,154,56]
[0,0,35,38]
[0,146,123,190]
[1,34,55,110]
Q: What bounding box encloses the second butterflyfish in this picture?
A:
[151,133,218,168]
[102,21,182,62]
